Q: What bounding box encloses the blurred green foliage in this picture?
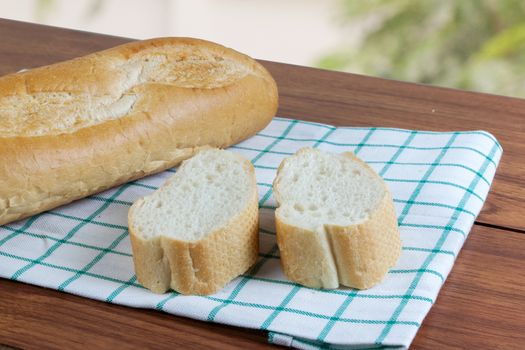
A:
[35,0,104,21]
[317,0,525,97]
[35,0,57,20]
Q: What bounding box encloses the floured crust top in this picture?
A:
[0,38,256,137]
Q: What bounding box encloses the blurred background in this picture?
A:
[1,0,525,97]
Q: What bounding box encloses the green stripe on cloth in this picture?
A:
[352,128,377,155]
[258,188,275,208]
[268,332,276,344]
[106,275,138,302]
[0,117,500,350]
[0,244,436,328]
[0,243,428,312]
[313,126,337,148]
[207,245,279,321]
[253,161,492,186]
[206,120,299,322]
[58,230,129,291]
[232,145,293,156]
[403,246,455,257]
[375,133,497,344]
[400,223,466,238]
[0,225,131,257]
[130,181,158,190]
[89,195,133,206]
[384,178,484,202]
[317,290,358,341]
[47,211,128,230]
[3,242,434,310]
[389,269,444,282]
[252,249,445,278]
[315,130,417,343]
[393,199,476,217]
[211,124,337,326]
[261,285,301,330]
[205,295,421,326]
[10,184,131,281]
[272,117,502,150]
[254,132,496,167]
[370,161,490,186]
[377,140,499,343]
[156,292,179,310]
[254,164,278,170]
[0,250,144,288]
[239,274,434,303]
[260,127,376,333]
[0,215,41,248]
[251,250,445,279]
[251,120,298,164]
[395,133,460,226]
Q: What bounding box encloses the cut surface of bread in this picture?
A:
[273,148,401,289]
[128,149,259,295]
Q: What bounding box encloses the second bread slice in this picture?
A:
[128,149,259,295]
[273,148,401,290]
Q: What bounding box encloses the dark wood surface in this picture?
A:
[0,18,523,349]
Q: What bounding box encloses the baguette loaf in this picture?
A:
[128,149,258,295]
[0,37,278,226]
[273,148,401,289]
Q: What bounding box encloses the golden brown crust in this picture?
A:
[326,191,401,289]
[0,37,278,226]
[166,193,259,295]
[128,160,259,295]
[275,218,339,289]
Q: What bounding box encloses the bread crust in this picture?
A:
[128,154,259,295]
[273,150,401,290]
[0,37,278,225]
[326,191,401,289]
[275,218,339,289]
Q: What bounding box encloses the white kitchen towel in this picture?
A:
[0,117,502,349]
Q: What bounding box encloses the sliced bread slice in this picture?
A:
[273,147,401,289]
[128,149,259,295]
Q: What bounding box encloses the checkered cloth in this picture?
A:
[0,117,502,349]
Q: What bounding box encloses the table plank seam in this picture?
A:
[473,221,525,235]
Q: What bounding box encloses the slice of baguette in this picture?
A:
[273,148,401,289]
[128,149,259,295]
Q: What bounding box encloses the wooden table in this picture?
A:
[0,18,523,349]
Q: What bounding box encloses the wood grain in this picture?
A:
[260,61,525,232]
[1,226,523,349]
[0,18,522,230]
[0,18,524,349]
[0,19,522,232]
[412,225,525,350]
[0,279,273,350]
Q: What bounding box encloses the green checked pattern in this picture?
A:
[0,117,502,350]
